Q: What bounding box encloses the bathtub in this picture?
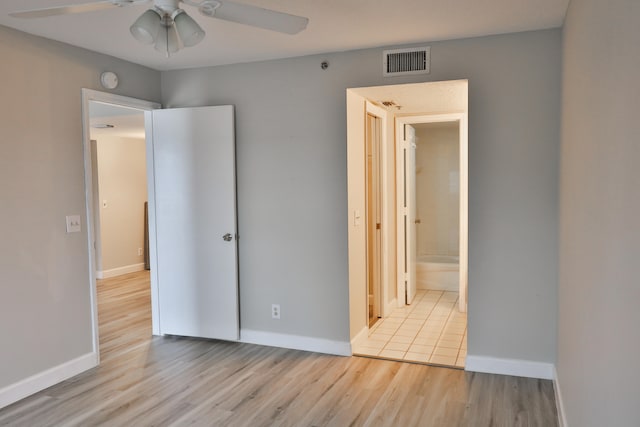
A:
[416,255,459,291]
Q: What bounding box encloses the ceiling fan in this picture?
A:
[9,0,309,56]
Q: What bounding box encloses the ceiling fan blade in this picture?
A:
[9,1,144,19]
[201,0,308,35]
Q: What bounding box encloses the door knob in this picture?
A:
[223,233,233,242]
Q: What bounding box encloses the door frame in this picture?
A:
[395,112,468,312]
[81,89,161,362]
[365,101,389,321]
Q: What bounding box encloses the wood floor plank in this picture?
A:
[0,271,559,426]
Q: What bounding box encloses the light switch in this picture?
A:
[102,200,108,208]
[354,210,361,226]
[66,215,81,233]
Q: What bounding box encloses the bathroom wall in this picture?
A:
[414,122,460,258]
[94,136,147,275]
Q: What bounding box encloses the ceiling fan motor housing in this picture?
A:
[111,0,150,6]
[153,0,182,14]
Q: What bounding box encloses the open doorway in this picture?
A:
[88,101,150,361]
[83,91,240,362]
[347,80,468,369]
[90,102,147,280]
[82,90,160,363]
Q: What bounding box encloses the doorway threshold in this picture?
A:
[352,289,466,368]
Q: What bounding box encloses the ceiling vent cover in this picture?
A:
[383,46,430,77]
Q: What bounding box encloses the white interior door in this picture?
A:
[406,124,418,304]
[150,105,239,341]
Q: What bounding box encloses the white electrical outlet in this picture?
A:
[137,248,143,256]
[271,304,280,319]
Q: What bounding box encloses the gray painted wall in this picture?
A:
[0,25,160,389]
[558,0,640,425]
[162,29,561,361]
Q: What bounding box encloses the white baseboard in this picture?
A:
[96,263,145,279]
[240,330,351,356]
[0,352,97,409]
[350,326,368,353]
[465,355,554,380]
[553,366,568,427]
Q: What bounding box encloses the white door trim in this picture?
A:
[81,89,161,363]
[395,112,468,312]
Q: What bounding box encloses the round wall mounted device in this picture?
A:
[100,71,119,89]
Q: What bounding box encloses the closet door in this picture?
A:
[150,105,238,340]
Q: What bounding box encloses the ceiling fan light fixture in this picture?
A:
[154,21,181,57]
[173,10,206,47]
[130,9,162,44]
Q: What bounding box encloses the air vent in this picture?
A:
[383,46,430,77]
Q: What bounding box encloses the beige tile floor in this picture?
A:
[354,289,467,368]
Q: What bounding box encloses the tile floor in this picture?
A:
[354,289,467,368]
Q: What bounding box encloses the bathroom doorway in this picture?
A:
[347,80,468,368]
[413,122,462,299]
[397,114,468,314]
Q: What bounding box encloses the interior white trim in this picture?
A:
[465,355,554,380]
[241,330,351,356]
[81,89,162,360]
[350,326,368,352]
[96,263,146,279]
[395,118,406,307]
[143,110,160,337]
[553,366,568,427]
[0,352,97,409]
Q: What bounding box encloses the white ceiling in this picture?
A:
[0,0,569,71]
[351,80,467,115]
[90,102,145,138]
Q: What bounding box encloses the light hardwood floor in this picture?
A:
[0,271,558,426]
